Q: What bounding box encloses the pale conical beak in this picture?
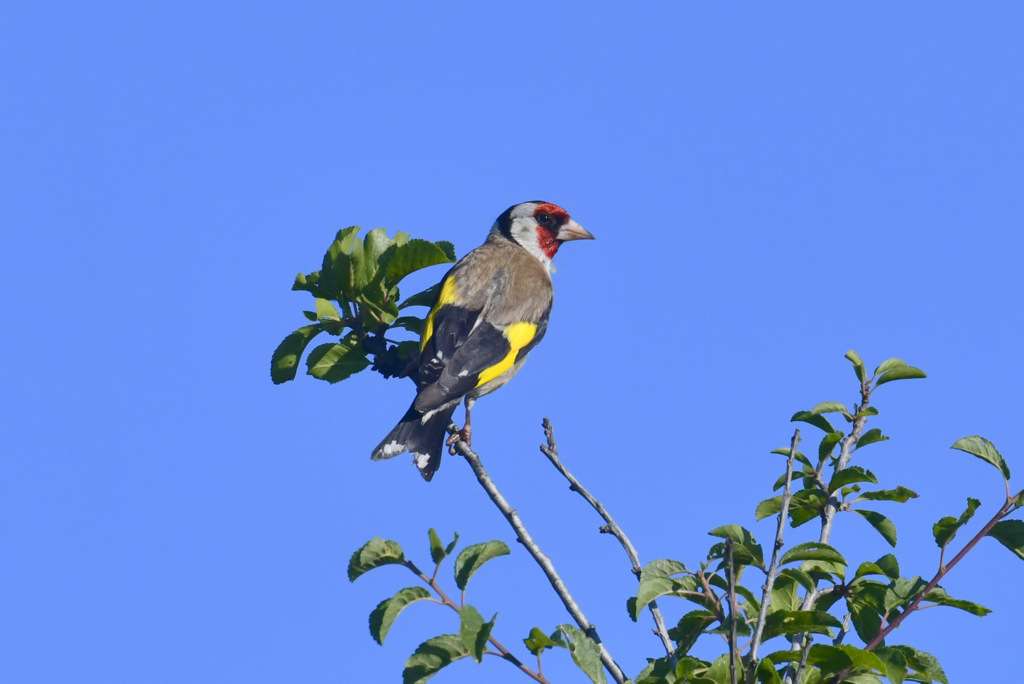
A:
[556,219,595,241]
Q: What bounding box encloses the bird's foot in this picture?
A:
[446,425,472,455]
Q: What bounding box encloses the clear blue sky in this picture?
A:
[3,3,1023,682]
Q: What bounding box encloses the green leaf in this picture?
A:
[932,498,981,549]
[853,509,898,547]
[640,559,688,580]
[435,240,456,261]
[321,226,361,300]
[779,568,816,593]
[854,562,888,579]
[846,350,867,383]
[872,646,907,684]
[830,466,878,491]
[403,634,470,684]
[369,587,431,645]
[806,644,886,677]
[780,542,846,567]
[558,624,607,684]
[762,610,842,641]
[444,532,460,557]
[314,298,341,321]
[810,401,851,417]
[856,428,889,449]
[358,288,400,325]
[987,519,1024,561]
[818,430,845,462]
[348,538,405,581]
[352,228,394,292]
[292,269,323,296]
[951,435,1011,481]
[708,525,764,569]
[787,489,828,528]
[872,358,907,377]
[880,645,948,684]
[848,595,883,644]
[756,657,784,684]
[768,575,801,613]
[633,655,679,684]
[857,486,918,503]
[428,529,446,564]
[523,627,565,655]
[801,557,846,581]
[885,577,929,613]
[923,586,991,616]
[399,282,443,309]
[703,654,732,684]
[790,410,836,434]
[458,604,495,663]
[874,365,927,387]
[384,238,457,287]
[270,324,323,384]
[875,553,900,579]
[302,310,318,321]
[305,335,371,383]
[633,561,699,620]
[755,496,782,521]
[454,541,510,590]
[392,316,425,335]
[667,609,717,655]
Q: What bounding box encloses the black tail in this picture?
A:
[370,401,459,481]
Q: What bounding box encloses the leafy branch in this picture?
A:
[275,230,1024,683]
[270,226,455,385]
[349,534,555,683]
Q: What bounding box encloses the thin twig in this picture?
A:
[747,429,801,682]
[538,418,677,663]
[448,425,628,684]
[405,560,550,683]
[726,539,739,684]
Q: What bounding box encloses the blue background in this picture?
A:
[3,3,1022,682]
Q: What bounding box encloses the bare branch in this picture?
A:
[747,429,801,681]
[539,418,676,663]
[448,424,628,684]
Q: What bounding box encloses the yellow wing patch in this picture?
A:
[475,321,537,387]
[420,277,460,351]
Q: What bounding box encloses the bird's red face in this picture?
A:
[494,201,594,266]
[532,203,573,259]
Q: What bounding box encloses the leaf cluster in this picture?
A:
[349,530,609,683]
[271,227,455,385]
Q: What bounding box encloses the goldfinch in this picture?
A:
[370,201,594,481]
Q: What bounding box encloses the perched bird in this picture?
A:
[370,201,595,481]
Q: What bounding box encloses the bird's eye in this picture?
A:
[537,212,554,228]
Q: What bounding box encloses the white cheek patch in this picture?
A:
[512,223,553,271]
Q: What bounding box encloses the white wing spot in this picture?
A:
[413,451,431,469]
[381,440,404,457]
